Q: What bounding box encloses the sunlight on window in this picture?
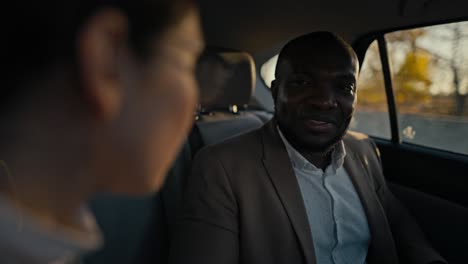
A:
[260,54,279,88]
[386,21,468,154]
[352,40,391,139]
[386,21,468,118]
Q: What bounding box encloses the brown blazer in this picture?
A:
[169,120,445,264]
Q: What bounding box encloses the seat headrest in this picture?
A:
[196,50,256,111]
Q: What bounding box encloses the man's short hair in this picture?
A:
[275,31,357,79]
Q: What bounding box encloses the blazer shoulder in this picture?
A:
[343,130,379,160]
[344,130,370,141]
[194,127,263,162]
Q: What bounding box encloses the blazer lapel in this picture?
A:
[343,146,399,264]
[261,121,316,264]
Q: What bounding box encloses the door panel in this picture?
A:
[376,139,468,263]
[389,183,468,264]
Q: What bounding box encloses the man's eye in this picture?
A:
[341,84,355,94]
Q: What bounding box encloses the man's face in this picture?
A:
[273,49,358,152]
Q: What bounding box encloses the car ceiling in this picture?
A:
[199,0,468,53]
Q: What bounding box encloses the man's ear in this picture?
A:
[271,79,279,104]
[77,8,128,121]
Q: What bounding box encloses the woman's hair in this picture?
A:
[2,0,194,109]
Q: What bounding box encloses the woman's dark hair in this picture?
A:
[2,0,194,108]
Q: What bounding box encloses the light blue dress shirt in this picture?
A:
[278,128,370,264]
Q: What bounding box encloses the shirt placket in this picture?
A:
[322,168,340,264]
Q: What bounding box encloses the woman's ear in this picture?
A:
[77,8,129,121]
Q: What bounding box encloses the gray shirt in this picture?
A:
[278,128,370,264]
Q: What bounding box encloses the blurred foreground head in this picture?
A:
[0,1,204,197]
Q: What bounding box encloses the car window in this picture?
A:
[351,40,391,139]
[386,21,468,154]
[260,54,278,88]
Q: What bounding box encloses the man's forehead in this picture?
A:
[276,39,359,76]
[279,59,358,80]
[290,69,357,80]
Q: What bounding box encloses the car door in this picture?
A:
[351,21,468,264]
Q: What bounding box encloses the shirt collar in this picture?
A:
[0,195,103,263]
[277,126,346,174]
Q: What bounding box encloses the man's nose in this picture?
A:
[304,88,337,110]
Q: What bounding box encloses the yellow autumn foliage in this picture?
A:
[396,51,432,86]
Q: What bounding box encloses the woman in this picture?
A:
[0,0,203,263]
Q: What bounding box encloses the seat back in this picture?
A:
[193,50,264,149]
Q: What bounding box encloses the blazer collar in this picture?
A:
[260,120,316,264]
[260,120,398,264]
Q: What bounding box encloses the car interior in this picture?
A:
[83,0,468,263]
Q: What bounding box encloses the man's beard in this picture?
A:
[305,132,344,153]
[276,114,352,154]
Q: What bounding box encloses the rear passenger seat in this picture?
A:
[191,50,264,152]
[83,49,267,264]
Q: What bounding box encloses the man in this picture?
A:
[169,32,445,264]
